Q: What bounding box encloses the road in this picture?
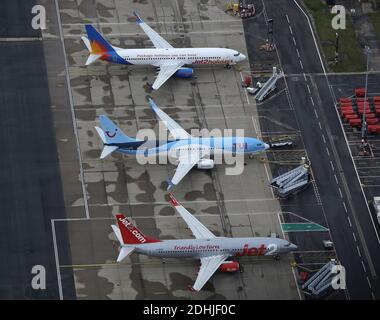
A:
[244,0,380,299]
[0,0,75,299]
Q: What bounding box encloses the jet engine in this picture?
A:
[174,67,194,78]
[196,159,214,169]
[219,261,240,273]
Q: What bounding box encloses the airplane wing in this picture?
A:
[192,255,230,291]
[168,149,209,190]
[148,98,191,140]
[169,193,215,239]
[151,62,184,90]
[133,11,173,49]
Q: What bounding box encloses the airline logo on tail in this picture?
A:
[105,130,117,138]
[116,214,161,244]
[118,216,146,243]
[90,40,108,55]
[83,25,132,65]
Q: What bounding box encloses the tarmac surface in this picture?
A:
[3,0,380,301]
[43,0,300,299]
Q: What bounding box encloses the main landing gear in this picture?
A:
[273,254,280,261]
[146,82,153,93]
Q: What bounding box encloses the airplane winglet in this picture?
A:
[187,285,197,292]
[147,97,158,111]
[167,179,175,191]
[166,179,175,191]
[168,193,180,207]
[133,11,143,24]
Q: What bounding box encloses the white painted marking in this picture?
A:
[296,48,301,58]
[289,25,294,35]
[322,134,326,144]
[264,163,275,198]
[62,19,241,27]
[330,160,335,171]
[66,30,244,37]
[310,96,315,106]
[277,213,286,238]
[251,116,259,136]
[291,266,303,300]
[334,174,339,184]
[318,122,322,130]
[338,188,343,198]
[51,220,63,300]
[367,277,372,289]
[353,232,357,242]
[293,37,297,47]
[54,0,90,220]
[299,59,304,70]
[347,214,352,225]
[326,147,330,156]
[362,261,367,273]
[314,109,319,119]
[357,246,362,257]
[307,84,311,94]
[286,14,290,24]
[240,72,250,104]
[293,0,327,74]
[303,73,307,81]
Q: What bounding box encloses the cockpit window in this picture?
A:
[284,242,291,247]
[257,143,262,146]
[234,52,240,56]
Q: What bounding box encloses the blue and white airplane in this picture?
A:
[82,12,246,90]
[95,98,269,189]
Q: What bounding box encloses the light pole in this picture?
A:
[361,46,371,141]
[335,32,340,63]
[267,19,274,50]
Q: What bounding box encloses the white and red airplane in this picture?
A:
[82,12,246,90]
[111,194,297,292]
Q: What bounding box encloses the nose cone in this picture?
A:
[240,53,247,61]
[290,244,298,251]
[264,143,270,150]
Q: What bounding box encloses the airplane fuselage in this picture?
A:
[124,237,296,259]
[108,137,269,159]
[107,48,245,66]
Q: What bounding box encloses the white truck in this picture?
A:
[374,197,380,224]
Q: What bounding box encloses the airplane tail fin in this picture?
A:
[111,224,135,262]
[82,25,122,65]
[98,115,137,144]
[95,115,138,159]
[115,214,161,245]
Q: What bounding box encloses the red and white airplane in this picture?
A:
[111,194,297,291]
